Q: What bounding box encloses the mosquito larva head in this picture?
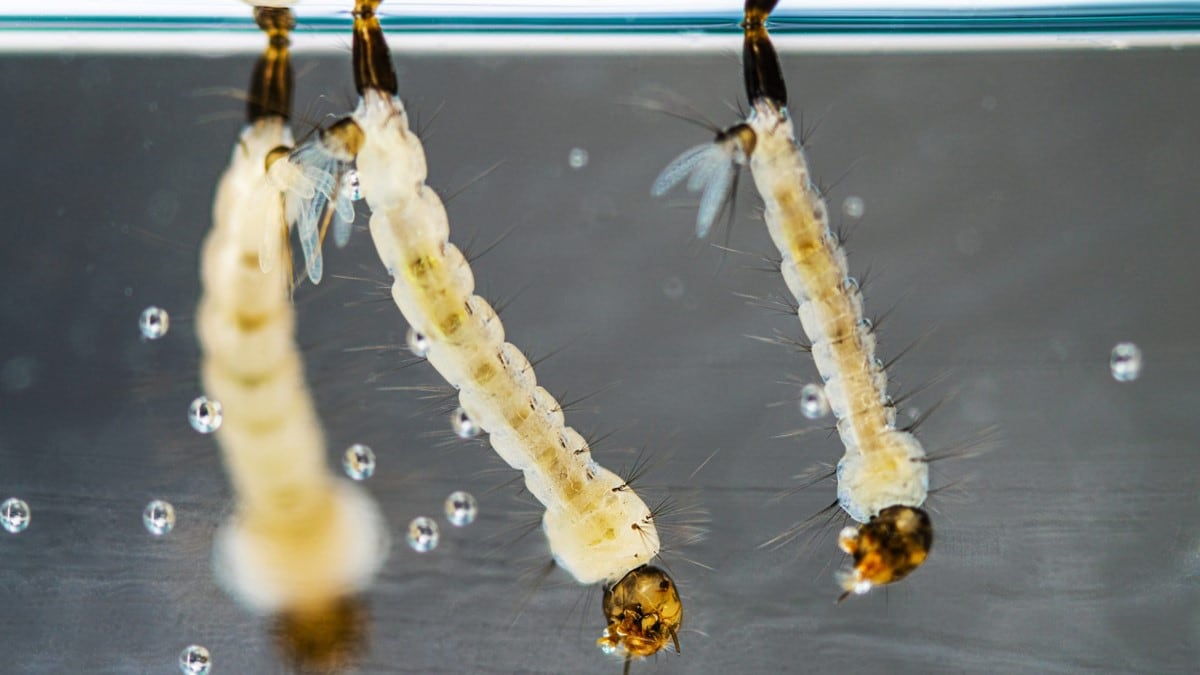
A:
[716,123,757,162]
[836,505,932,600]
[271,597,369,672]
[598,565,683,662]
[321,118,366,161]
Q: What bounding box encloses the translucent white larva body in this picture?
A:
[198,111,387,614]
[345,89,660,584]
[744,101,929,522]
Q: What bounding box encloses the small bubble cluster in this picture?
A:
[452,407,480,439]
[178,645,211,675]
[1,497,30,534]
[343,444,376,481]
[407,516,440,553]
[142,499,176,536]
[1110,342,1142,382]
[568,147,589,169]
[406,327,429,358]
[842,196,865,219]
[188,396,223,434]
[799,383,830,420]
[139,306,170,340]
[343,170,363,201]
[444,491,478,527]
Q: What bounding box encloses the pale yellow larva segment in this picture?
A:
[747,101,927,522]
[357,91,660,583]
[200,118,387,613]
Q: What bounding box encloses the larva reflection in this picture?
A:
[195,4,388,667]
[283,0,685,670]
[654,0,934,599]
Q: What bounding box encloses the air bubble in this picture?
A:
[343,170,363,201]
[444,491,478,527]
[343,444,376,481]
[568,147,589,169]
[139,306,170,340]
[799,383,829,419]
[178,645,211,675]
[407,516,440,552]
[452,407,480,439]
[406,327,429,358]
[1,498,30,534]
[662,276,685,300]
[842,277,859,292]
[842,196,865,219]
[1110,342,1142,382]
[142,499,175,536]
[188,396,223,434]
[858,318,873,332]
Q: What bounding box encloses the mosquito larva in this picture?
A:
[195,3,388,629]
[283,1,682,666]
[654,0,933,599]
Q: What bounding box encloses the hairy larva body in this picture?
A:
[281,1,682,664]
[196,6,387,615]
[655,0,933,597]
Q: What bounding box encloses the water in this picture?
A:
[451,407,480,439]
[138,305,169,340]
[407,516,440,553]
[178,645,211,675]
[187,396,223,434]
[799,383,830,420]
[1110,341,1143,382]
[1,5,1198,675]
[1,498,30,534]
[342,443,377,481]
[142,499,176,536]
[444,491,478,527]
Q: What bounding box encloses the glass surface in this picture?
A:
[0,6,1197,674]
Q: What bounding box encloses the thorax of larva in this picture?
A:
[354,89,428,211]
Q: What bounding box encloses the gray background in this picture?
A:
[0,40,1197,673]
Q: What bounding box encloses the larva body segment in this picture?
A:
[355,93,659,583]
[654,1,934,597]
[278,2,682,662]
[196,7,387,617]
[746,101,929,523]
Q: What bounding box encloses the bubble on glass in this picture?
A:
[407,516,440,552]
[444,491,478,527]
[661,275,685,301]
[842,196,865,219]
[343,169,363,201]
[406,327,429,358]
[452,407,480,439]
[188,396,222,434]
[1,498,30,534]
[142,499,176,536]
[343,444,376,481]
[1110,342,1142,382]
[139,306,170,340]
[568,147,589,170]
[178,645,211,675]
[799,383,830,420]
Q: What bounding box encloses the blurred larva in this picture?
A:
[653,0,932,599]
[195,3,388,624]
[281,1,682,667]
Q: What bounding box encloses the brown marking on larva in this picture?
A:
[598,566,683,662]
[322,118,366,161]
[717,123,757,157]
[839,505,933,593]
[264,145,291,172]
